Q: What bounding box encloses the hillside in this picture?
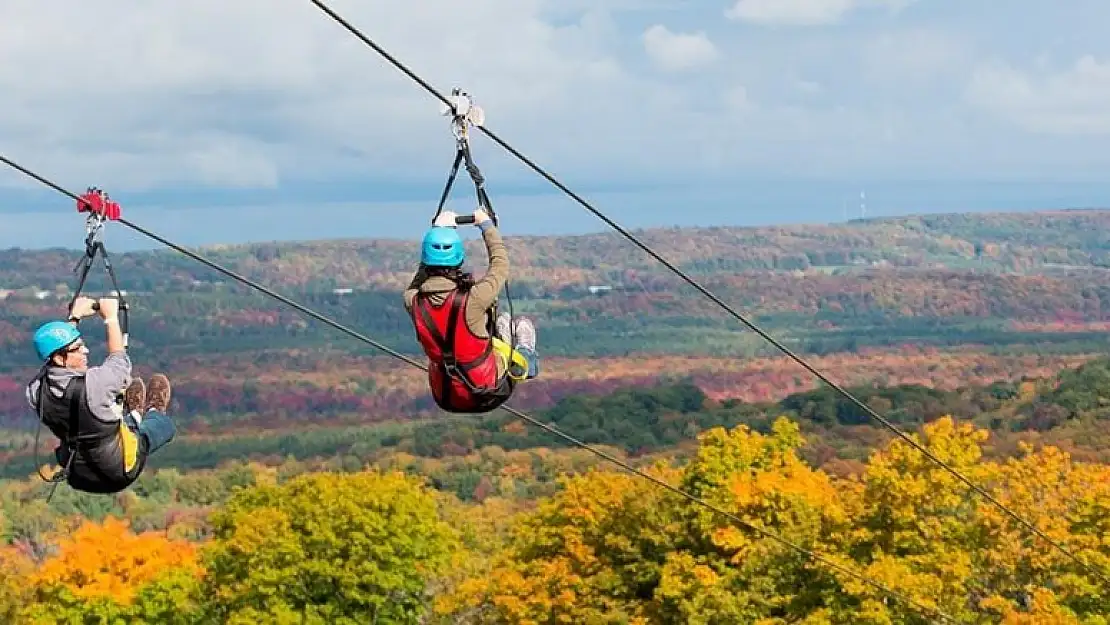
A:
[3,208,1110,474]
[5,208,1110,291]
[5,209,1110,621]
[6,358,1110,621]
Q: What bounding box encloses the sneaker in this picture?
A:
[496,311,512,341]
[147,374,172,413]
[513,317,536,352]
[124,377,146,415]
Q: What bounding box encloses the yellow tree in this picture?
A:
[848,416,1110,622]
[0,545,34,622]
[21,516,203,623]
[843,416,993,622]
[437,464,687,624]
[974,441,1110,621]
[667,417,863,623]
[439,418,863,624]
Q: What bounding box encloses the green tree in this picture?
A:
[201,470,459,624]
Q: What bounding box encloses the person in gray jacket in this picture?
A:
[26,296,176,494]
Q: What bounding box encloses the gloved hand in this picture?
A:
[433,210,458,227]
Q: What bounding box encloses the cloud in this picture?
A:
[724,0,915,26]
[2,0,1108,245]
[965,55,1110,134]
[0,0,677,192]
[861,30,969,85]
[641,24,719,72]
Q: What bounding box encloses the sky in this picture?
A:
[3,0,1110,251]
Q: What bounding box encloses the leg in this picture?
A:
[491,337,530,381]
[511,317,539,380]
[137,410,177,453]
[511,345,539,379]
[496,311,512,342]
[493,312,539,381]
[141,373,177,453]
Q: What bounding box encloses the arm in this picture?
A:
[84,351,132,423]
[403,266,428,313]
[83,299,130,422]
[466,220,509,313]
[26,296,98,411]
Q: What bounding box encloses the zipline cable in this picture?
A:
[303,0,1109,586]
[0,153,957,624]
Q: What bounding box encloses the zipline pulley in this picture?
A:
[441,87,485,143]
[432,88,496,227]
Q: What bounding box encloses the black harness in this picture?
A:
[414,289,513,414]
[34,370,147,498]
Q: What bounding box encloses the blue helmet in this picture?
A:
[421,226,464,267]
[33,321,82,361]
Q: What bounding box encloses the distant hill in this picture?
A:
[5,208,1110,293]
[3,208,1110,472]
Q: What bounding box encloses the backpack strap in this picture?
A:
[414,290,495,396]
[32,373,85,495]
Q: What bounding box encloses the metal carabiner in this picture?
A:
[442,88,485,144]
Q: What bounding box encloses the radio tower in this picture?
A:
[860,190,866,219]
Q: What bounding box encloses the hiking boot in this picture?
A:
[496,311,512,341]
[147,374,172,413]
[124,377,145,415]
[513,317,536,352]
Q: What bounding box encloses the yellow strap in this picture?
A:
[491,337,530,382]
[118,420,139,472]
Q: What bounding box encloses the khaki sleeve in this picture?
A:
[403,266,428,312]
[465,224,509,325]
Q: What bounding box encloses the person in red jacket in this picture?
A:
[403,208,539,413]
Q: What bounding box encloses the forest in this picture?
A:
[4,209,1110,622]
[3,397,1110,622]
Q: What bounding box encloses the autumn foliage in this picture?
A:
[2,415,1109,622]
[433,417,1110,623]
[31,517,200,604]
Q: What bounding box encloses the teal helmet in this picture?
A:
[421,226,464,267]
[33,321,82,361]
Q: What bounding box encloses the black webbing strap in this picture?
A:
[69,219,130,344]
[414,290,494,397]
[430,139,498,227]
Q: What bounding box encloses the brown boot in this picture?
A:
[147,374,172,413]
[124,377,146,414]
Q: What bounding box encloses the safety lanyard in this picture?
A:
[431,88,497,227]
[72,187,130,347]
[427,88,516,354]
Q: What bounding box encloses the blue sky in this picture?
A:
[2,0,1110,251]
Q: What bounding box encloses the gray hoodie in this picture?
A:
[25,351,132,423]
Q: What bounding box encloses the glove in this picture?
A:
[433,210,458,227]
